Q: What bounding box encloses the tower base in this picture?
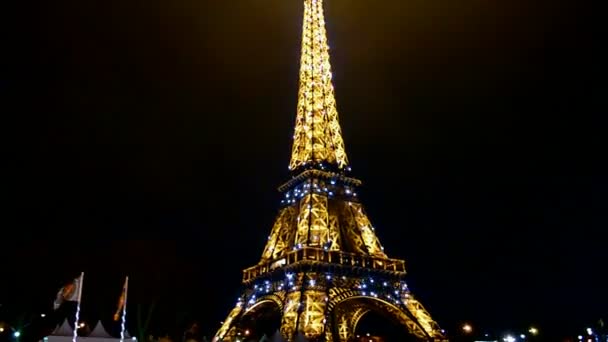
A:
[214,263,447,342]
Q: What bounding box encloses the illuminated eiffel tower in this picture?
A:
[214,0,447,341]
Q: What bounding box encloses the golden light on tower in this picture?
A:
[213,0,448,341]
[289,0,348,171]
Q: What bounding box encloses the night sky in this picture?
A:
[1,0,605,339]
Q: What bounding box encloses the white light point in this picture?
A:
[503,335,516,342]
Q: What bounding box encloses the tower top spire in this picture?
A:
[289,0,349,172]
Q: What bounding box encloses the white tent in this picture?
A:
[89,322,113,338]
[44,320,135,342]
[47,336,136,342]
[51,319,73,336]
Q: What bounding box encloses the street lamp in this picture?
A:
[528,327,538,336]
[462,323,473,334]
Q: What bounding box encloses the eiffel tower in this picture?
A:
[214,1,447,341]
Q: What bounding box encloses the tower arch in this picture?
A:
[329,296,431,342]
[228,296,284,341]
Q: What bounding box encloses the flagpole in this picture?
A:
[72,272,84,342]
[120,276,129,342]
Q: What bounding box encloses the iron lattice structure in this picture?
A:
[214,0,447,341]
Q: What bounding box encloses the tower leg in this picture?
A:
[280,291,301,341]
[296,289,327,339]
[214,304,243,341]
[333,305,368,342]
[403,292,447,341]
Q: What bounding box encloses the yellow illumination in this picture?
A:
[213,1,447,341]
[289,0,348,171]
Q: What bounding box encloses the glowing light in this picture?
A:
[289,0,348,171]
[73,273,84,342]
[462,323,473,333]
[14,332,21,338]
[119,277,129,342]
[528,327,538,336]
[503,335,516,342]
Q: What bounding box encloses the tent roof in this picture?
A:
[52,319,73,336]
[89,321,113,338]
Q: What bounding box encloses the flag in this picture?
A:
[54,275,82,310]
[113,277,128,321]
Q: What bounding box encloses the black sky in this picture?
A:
[1,0,605,339]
